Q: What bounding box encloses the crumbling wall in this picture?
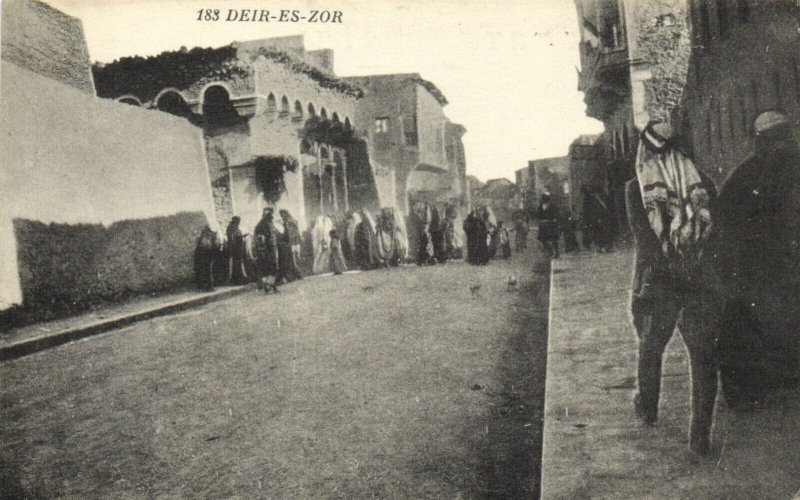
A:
[1,0,95,94]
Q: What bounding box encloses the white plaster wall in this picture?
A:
[0,61,217,309]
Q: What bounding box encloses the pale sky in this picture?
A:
[49,0,604,181]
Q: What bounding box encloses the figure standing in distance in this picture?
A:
[276,209,303,284]
[626,120,721,456]
[194,225,221,291]
[513,215,528,251]
[329,229,348,275]
[462,208,478,265]
[715,110,800,407]
[254,207,279,292]
[225,216,248,285]
[537,193,559,258]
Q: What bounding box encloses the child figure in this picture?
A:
[329,229,348,275]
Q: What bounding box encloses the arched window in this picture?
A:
[308,102,316,117]
[156,91,191,118]
[344,117,352,131]
[320,107,328,120]
[266,93,277,114]
[202,85,236,119]
[300,139,314,155]
[293,100,304,122]
[320,147,330,160]
[280,95,290,116]
[332,112,341,127]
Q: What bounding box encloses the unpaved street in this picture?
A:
[1,250,550,498]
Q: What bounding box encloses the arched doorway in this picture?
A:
[156,91,192,118]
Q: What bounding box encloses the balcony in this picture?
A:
[577,42,630,122]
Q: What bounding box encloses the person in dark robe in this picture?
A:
[593,192,614,252]
[225,216,248,285]
[254,207,279,292]
[429,205,447,264]
[329,229,348,275]
[475,208,490,265]
[194,225,221,291]
[412,202,433,266]
[277,210,303,283]
[626,121,721,455]
[562,212,580,253]
[462,209,479,265]
[715,111,800,407]
[537,193,560,258]
[513,217,528,251]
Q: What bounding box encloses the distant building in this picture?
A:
[93,35,379,233]
[343,74,468,215]
[472,178,522,223]
[515,163,536,215]
[528,156,572,221]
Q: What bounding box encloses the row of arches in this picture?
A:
[265,92,351,130]
[115,85,352,129]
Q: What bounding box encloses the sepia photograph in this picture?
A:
[0,0,799,498]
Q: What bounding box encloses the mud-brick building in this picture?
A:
[1,0,218,320]
[342,74,469,214]
[574,0,691,231]
[93,36,381,234]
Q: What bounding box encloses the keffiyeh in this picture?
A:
[635,121,712,260]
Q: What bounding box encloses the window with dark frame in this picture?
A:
[403,114,418,146]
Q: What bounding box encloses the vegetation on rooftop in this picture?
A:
[92,44,363,103]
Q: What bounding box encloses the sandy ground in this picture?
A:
[1,249,550,499]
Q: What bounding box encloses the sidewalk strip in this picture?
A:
[0,285,255,361]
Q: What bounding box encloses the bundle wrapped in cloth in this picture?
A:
[635,121,713,275]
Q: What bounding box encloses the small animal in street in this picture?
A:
[362,286,374,293]
[469,284,483,299]
[507,275,518,291]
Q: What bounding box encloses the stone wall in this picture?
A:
[1,61,217,315]
[1,0,95,95]
[626,0,691,125]
[681,0,800,185]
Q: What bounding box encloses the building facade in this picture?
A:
[93,36,380,234]
[575,0,691,231]
[680,0,800,184]
[343,74,468,215]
